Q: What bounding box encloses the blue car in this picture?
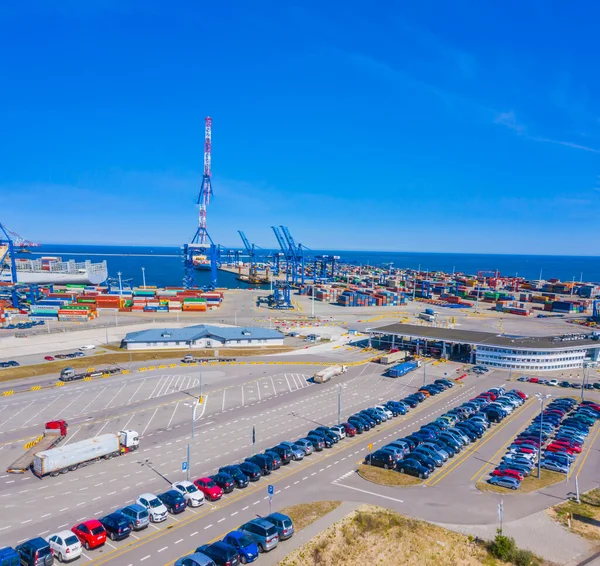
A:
[398,458,430,479]
[488,475,521,490]
[223,530,259,563]
[540,459,569,474]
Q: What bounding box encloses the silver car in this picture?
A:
[280,441,305,461]
[238,518,279,552]
[293,439,314,455]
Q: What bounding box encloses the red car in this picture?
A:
[513,391,527,399]
[343,423,357,437]
[552,440,582,452]
[44,356,55,361]
[492,468,524,481]
[72,520,106,550]
[546,444,574,455]
[193,477,223,501]
[509,446,535,454]
[513,438,540,447]
[529,378,539,383]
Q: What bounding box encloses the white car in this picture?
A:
[47,530,82,562]
[136,493,168,522]
[79,344,96,351]
[548,379,559,387]
[330,425,346,439]
[375,405,393,419]
[172,480,204,507]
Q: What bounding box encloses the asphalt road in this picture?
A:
[0,352,598,565]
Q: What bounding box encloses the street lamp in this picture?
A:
[534,393,551,479]
[337,384,346,425]
[141,267,147,289]
[118,271,123,297]
[581,366,588,403]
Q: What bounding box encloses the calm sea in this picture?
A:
[27,245,600,289]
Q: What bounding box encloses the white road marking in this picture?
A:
[141,408,159,436]
[167,402,179,430]
[127,378,147,404]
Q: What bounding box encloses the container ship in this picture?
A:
[1,255,108,285]
[191,243,211,271]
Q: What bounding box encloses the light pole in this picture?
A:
[311,285,315,319]
[581,366,588,403]
[423,362,426,387]
[337,384,345,425]
[118,271,123,297]
[141,267,147,289]
[535,393,551,479]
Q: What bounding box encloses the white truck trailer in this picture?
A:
[378,351,408,365]
[313,365,347,384]
[32,430,139,478]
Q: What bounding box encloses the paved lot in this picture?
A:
[0,350,598,565]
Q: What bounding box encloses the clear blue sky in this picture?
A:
[1,1,599,254]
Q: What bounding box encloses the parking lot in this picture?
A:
[0,350,597,565]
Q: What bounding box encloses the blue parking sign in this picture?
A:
[268,484,274,495]
[182,461,188,471]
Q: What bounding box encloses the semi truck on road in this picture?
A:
[314,365,347,383]
[7,420,68,474]
[32,430,139,478]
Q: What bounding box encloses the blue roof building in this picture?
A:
[121,324,284,350]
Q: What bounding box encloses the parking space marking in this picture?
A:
[334,482,404,503]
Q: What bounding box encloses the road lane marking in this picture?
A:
[333,482,404,503]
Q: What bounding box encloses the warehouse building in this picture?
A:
[121,324,284,350]
[368,323,600,372]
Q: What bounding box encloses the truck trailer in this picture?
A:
[313,365,347,383]
[387,360,420,378]
[378,351,408,365]
[32,430,139,478]
[7,420,68,474]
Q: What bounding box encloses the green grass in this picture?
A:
[477,469,564,494]
[550,489,600,542]
[357,463,423,486]
[279,501,342,532]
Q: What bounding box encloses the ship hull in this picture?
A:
[193,264,212,271]
[14,272,102,285]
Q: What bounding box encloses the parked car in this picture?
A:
[210,472,236,494]
[264,512,294,540]
[222,530,259,564]
[173,480,206,506]
[158,490,187,514]
[117,504,150,530]
[541,459,569,474]
[488,476,521,490]
[99,513,132,541]
[72,520,107,550]
[237,461,263,481]
[174,553,216,566]
[245,454,274,475]
[364,450,396,469]
[193,478,223,501]
[79,345,95,350]
[46,531,82,563]
[238,518,280,553]
[195,542,241,566]
[398,458,430,479]
[16,538,54,566]
[219,465,251,487]
[292,438,314,455]
[136,493,168,523]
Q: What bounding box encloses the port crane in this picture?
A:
[237,231,269,284]
[280,225,308,286]
[183,116,219,288]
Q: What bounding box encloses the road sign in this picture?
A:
[367,443,373,452]
[182,461,188,471]
[268,484,274,495]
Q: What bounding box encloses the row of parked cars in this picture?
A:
[488,398,600,490]
[2,321,45,330]
[365,385,527,479]
[517,375,600,391]
[0,360,19,369]
[3,374,439,564]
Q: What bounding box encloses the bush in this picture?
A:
[489,530,517,562]
[514,549,539,566]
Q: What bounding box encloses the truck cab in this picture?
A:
[60,367,75,380]
[119,430,139,451]
[183,355,194,363]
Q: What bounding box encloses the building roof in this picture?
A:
[122,324,283,344]
[369,323,600,351]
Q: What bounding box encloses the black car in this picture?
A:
[350,414,372,429]
[364,450,396,469]
[307,432,333,448]
[268,445,292,464]
[219,466,251,488]
[196,542,241,566]
[211,472,236,493]
[348,418,365,433]
[408,452,436,472]
[99,513,132,541]
[158,490,187,514]
[398,436,417,451]
[402,397,419,408]
[398,458,430,479]
[245,454,273,475]
[237,461,262,481]
[314,427,339,443]
[15,538,54,566]
[405,434,423,448]
[263,450,283,469]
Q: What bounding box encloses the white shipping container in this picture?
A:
[33,433,120,476]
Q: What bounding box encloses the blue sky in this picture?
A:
[1,1,599,254]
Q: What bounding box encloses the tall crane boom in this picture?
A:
[196,116,214,245]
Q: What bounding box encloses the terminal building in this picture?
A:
[121,324,284,350]
[368,323,600,372]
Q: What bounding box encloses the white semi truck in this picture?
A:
[313,365,347,384]
[32,430,139,478]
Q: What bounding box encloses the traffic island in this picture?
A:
[476,469,564,494]
[357,463,423,487]
[548,488,600,542]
